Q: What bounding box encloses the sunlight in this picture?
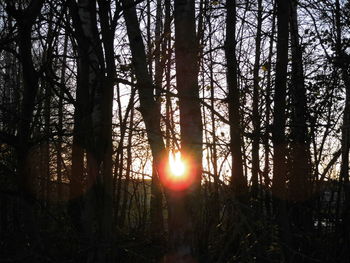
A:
[169,151,186,177]
[161,150,193,191]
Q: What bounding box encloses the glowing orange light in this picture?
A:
[160,151,194,191]
[169,151,185,177]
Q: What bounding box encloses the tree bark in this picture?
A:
[208,4,220,225]
[252,0,263,203]
[68,0,115,261]
[288,1,314,259]
[335,0,350,251]
[150,0,166,243]
[263,1,276,216]
[122,0,166,171]
[6,0,44,248]
[121,0,168,253]
[57,31,68,201]
[272,0,292,259]
[225,0,248,198]
[119,103,134,228]
[289,0,312,231]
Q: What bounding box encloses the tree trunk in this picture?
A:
[68,0,116,261]
[119,103,134,228]
[263,1,276,216]
[272,0,292,260]
[225,0,248,198]
[57,31,68,201]
[289,0,312,232]
[121,0,168,253]
[122,0,166,173]
[68,0,93,239]
[252,0,263,204]
[162,0,203,261]
[288,0,313,258]
[114,85,135,225]
[6,0,44,248]
[150,0,166,244]
[335,0,350,251]
[97,1,117,260]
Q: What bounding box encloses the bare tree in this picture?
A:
[225,0,247,198]
[5,0,44,246]
[289,0,312,233]
[335,0,350,250]
[67,0,116,260]
[252,0,263,203]
[121,0,168,253]
[271,0,292,259]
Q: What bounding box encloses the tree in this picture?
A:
[271,0,292,259]
[335,0,350,251]
[121,0,167,253]
[68,0,116,260]
[1,0,350,262]
[165,0,204,260]
[252,0,263,203]
[225,0,247,198]
[289,0,312,234]
[5,0,44,247]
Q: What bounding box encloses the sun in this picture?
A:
[169,151,186,177]
[161,150,195,191]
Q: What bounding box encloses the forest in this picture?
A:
[0,0,350,262]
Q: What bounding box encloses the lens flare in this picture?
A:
[160,151,194,191]
[169,151,185,177]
